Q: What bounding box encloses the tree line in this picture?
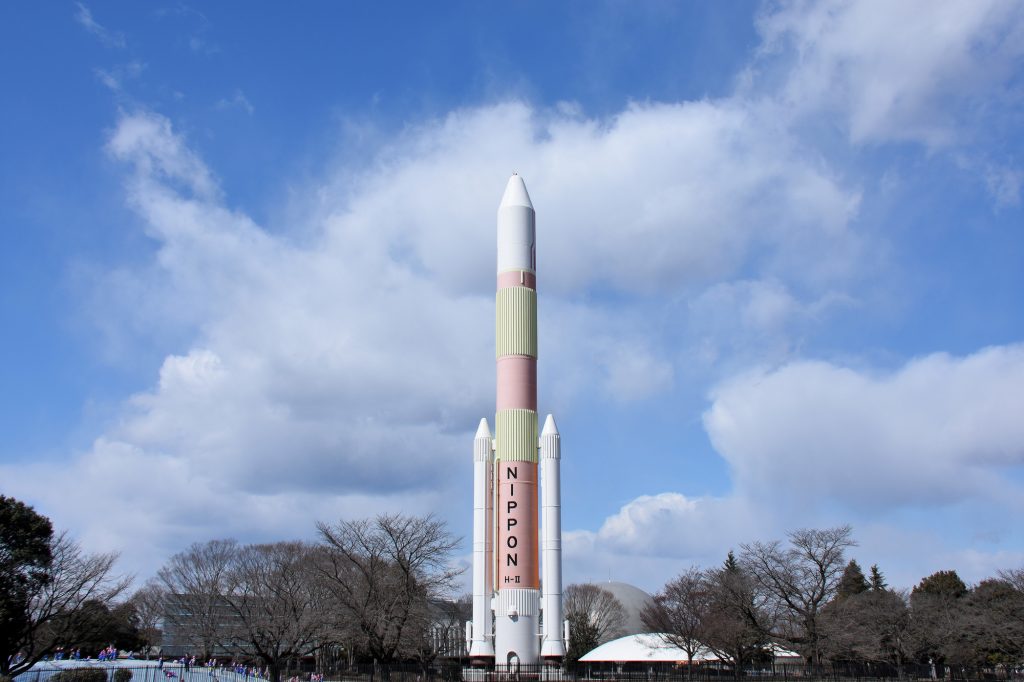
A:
[641,526,1024,677]
[1,496,464,682]
[135,515,465,682]
[6,496,1024,682]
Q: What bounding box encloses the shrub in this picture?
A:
[114,670,133,682]
[50,669,108,682]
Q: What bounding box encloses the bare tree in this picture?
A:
[822,588,911,672]
[897,569,1024,668]
[961,578,1024,665]
[701,552,769,677]
[222,542,330,682]
[907,569,968,667]
[998,567,1024,592]
[990,567,1024,662]
[404,595,471,673]
[435,594,473,658]
[128,580,166,658]
[3,532,130,676]
[642,567,710,677]
[563,583,626,662]
[157,538,237,660]
[316,514,461,663]
[741,525,855,671]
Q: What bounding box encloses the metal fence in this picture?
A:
[13,664,277,682]
[15,662,1024,682]
[477,662,1024,682]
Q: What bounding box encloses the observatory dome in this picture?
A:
[599,581,655,636]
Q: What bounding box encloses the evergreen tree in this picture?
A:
[563,584,626,663]
[0,496,127,677]
[913,570,967,598]
[702,551,766,674]
[909,570,968,666]
[1,496,55,676]
[836,560,870,600]
[869,564,887,591]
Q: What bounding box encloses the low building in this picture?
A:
[579,633,717,666]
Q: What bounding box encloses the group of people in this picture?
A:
[153,657,326,682]
[42,647,120,662]
[158,658,270,679]
[292,667,323,679]
[230,662,269,678]
[47,647,79,661]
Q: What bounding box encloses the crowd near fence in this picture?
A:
[14,661,1024,682]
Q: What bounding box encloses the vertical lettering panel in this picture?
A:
[497,461,539,589]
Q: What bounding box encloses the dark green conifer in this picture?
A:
[836,559,870,600]
[869,564,887,591]
[913,569,967,598]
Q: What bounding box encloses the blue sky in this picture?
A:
[2,1,1023,593]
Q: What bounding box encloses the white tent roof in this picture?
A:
[579,633,719,663]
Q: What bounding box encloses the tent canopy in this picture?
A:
[579,634,719,663]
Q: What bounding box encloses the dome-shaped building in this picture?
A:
[597,581,655,637]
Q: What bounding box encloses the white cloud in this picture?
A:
[16,0,1024,587]
[685,279,854,371]
[984,163,1023,208]
[315,100,861,299]
[216,90,254,115]
[5,97,864,579]
[94,61,145,93]
[563,492,776,591]
[752,0,1024,148]
[600,343,675,402]
[107,113,220,200]
[564,344,1024,590]
[704,344,1024,509]
[74,3,126,48]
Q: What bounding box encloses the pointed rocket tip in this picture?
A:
[542,414,559,435]
[475,418,492,439]
[500,173,533,209]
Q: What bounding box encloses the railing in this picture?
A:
[15,661,1024,682]
[13,663,280,682]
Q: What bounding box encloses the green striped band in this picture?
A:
[495,408,538,462]
[496,287,537,358]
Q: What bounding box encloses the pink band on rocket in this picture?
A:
[496,356,537,411]
[497,270,536,290]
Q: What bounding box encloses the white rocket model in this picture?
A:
[539,413,563,660]
[468,175,565,666]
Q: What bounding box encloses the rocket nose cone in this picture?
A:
[542,414,559,435]
[475,418,492,439]
[499,173,533,209]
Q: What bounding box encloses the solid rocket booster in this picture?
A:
[469,174,564,665]
[468,418,495,659]
[540,414,565,660]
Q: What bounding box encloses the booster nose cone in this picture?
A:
[500,173,534,209]
[542,414,559,435]
[475,417,492,439]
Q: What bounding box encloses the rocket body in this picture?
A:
[494,175,540,665]
[469,175,564,666]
